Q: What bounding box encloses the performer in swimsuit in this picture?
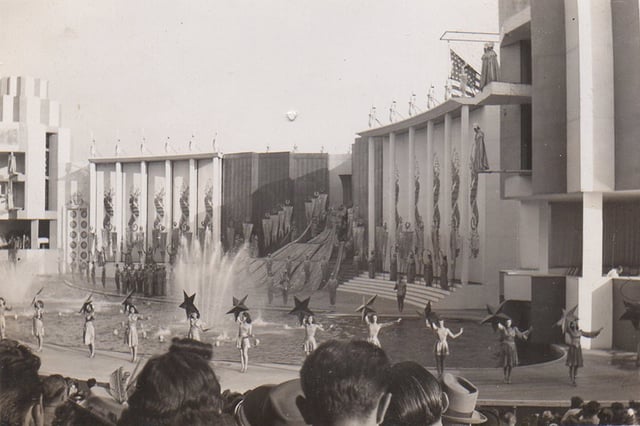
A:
[428,319,463,377]
[364,314,401,348]
[125,305,140,362]
[237,312,255,373]
[0,297,12,339]
[82,301,96,358]
[565,319,602,386]
[187,311,205,342]
[497,319,532,384]
[32,300,45,352]
[302,315,330,356]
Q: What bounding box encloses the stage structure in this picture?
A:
[88,152,222,264]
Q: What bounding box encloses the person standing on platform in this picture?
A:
[32,300,45,352]
[303,254,312,284]
[125,304,140,362]
[101,265,106,288]
[440,254,449,291]
[81,300,96,358]
[327,274,338,307]
[368,250,376,279]
[497,318,532,384]
[265,253,274,277]
[114,264,121,293]
[285,255,293,279]
[424,251,434,287]
[280,271,291,306]
[267,274,277,305]
[407,251,416,284]
[90,261,96,286]
[564,319,602,386]
[428,318,463,377]
[319,256,329,288]
[390,245,398,282]
[136,265,144,294]
[353,250,360,274]
[0,297,12,339]
[122,267,130,294]
[394,277,407,313]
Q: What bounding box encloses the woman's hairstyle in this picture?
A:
[118,339,222,426]
[243,312,252,324]
[382,361,445,426]
[36,300,44,308]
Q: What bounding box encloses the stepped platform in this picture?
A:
[338,273,462,308]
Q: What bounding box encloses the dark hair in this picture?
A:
[598,407,613,424]
[581,400,600,417]
[0,339,43,425]
[86,378,97,389]
[243,312,252,324]
[169,337,213,361]
[53,400,111,426]
[43,374,68,405]
[118,341,223,426]
[570,396,584,409]
[611,402,626,424]
[382,361,444,426]
[300,340,390,424]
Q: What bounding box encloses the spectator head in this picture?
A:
[570,396,583,409]
[581,400,600,418]
[236,379,306,426]
[500,411,516,426]
[0,339,44,426]
[611,402,625,423]
[43,375,67,406]
[598,408,613,424]
[382,361,446,426]
[86,378,97,389]
[440,373,486,425]
[118,339,223,426]
[297,340,391,426]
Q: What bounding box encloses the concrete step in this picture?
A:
[340,282,444,303]
[337,287,437,309]
[346,276,456,297]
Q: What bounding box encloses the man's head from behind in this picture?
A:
[0,339,44,426]
[297,340,391,426]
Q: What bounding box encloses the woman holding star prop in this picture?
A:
[228,295,257,373]
[423,302,463,377]
[557,305,602,386]
[356,295,401,348]
[289,296,332,355]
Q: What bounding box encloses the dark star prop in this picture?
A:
[480,301,511,331]
[30,287,44,306]
[227,295,249,321]
[179,291,199,318]
[555,305,578,334]
[355,295,377,321]
[121,290,136,313]
[619,300,640,331]
[417,301,441,328]
[289,296,314,325]
[79,294,94,314]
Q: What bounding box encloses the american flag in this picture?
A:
[449,49,480,97]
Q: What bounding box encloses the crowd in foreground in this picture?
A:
[0,338,638,426]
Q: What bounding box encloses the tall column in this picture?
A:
[188,159,198,235]
[211,155,222,245]
[388,132,396,265]
[115,162,123,261]
[407,127,416,229]
[460,106,470,285]
[30,220,39,249]
[425,121,434,255]
[443,113,452,259]
[140,161,148,250]
[164,160,173,261]
[368,137,376,255]
[578,192,611,349]
[89,163,97,235]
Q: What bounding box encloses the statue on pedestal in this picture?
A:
[7,152,16,176]
[480,42,500,89]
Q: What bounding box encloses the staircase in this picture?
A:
[338,272,462,309]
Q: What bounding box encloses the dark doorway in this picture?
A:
[339,174,352,206]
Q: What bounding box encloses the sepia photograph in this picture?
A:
[1,0,640,425]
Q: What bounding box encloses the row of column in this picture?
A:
[87,157,222,263]
[367,106,472,284]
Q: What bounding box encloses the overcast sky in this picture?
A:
[0,0,498,162]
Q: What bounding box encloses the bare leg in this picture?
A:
[131,346,137,363]
[506,366,512,384]
[89,343,95,358]
[37,336,43,352]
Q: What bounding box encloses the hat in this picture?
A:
[441,373,486,424]
[235,379,305,426]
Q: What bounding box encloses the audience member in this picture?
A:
[578,401,599,425]
[52,400,111,426]
[381,361,446,426]
[297,340,392,426]
[0,339,44,426]
[118,338,234,425]
[560,396,583,423]
[235,379,306,426]
[440,373,486,425]
[42,374,68,426]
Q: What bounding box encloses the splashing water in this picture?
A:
[0,258,38,305]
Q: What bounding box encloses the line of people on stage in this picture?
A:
[115,263,168,297]
[263,253,332,306]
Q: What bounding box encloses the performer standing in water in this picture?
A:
[237,311,256,373]
[81,300,96,358]
[302,315,331,356]
[125,304,140,362]
[32,300,45,352]
[364,314,401,348]
[497,318,532,384]
[564,319,602,386]
[0,297,12,339]
[187,311,205,341]
[428,319,463,377]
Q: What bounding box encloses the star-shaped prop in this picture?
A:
[417,301,441,328]
[480,302,511,331]
[289,296,314,325]
[355,295,377,321]
[555,305,578,334]
[227,295,249,321]
[179,291,199,318]
[121,290,136,312]
[79,294,94,314]
[30,287,44,306]
[619,300,640,331]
